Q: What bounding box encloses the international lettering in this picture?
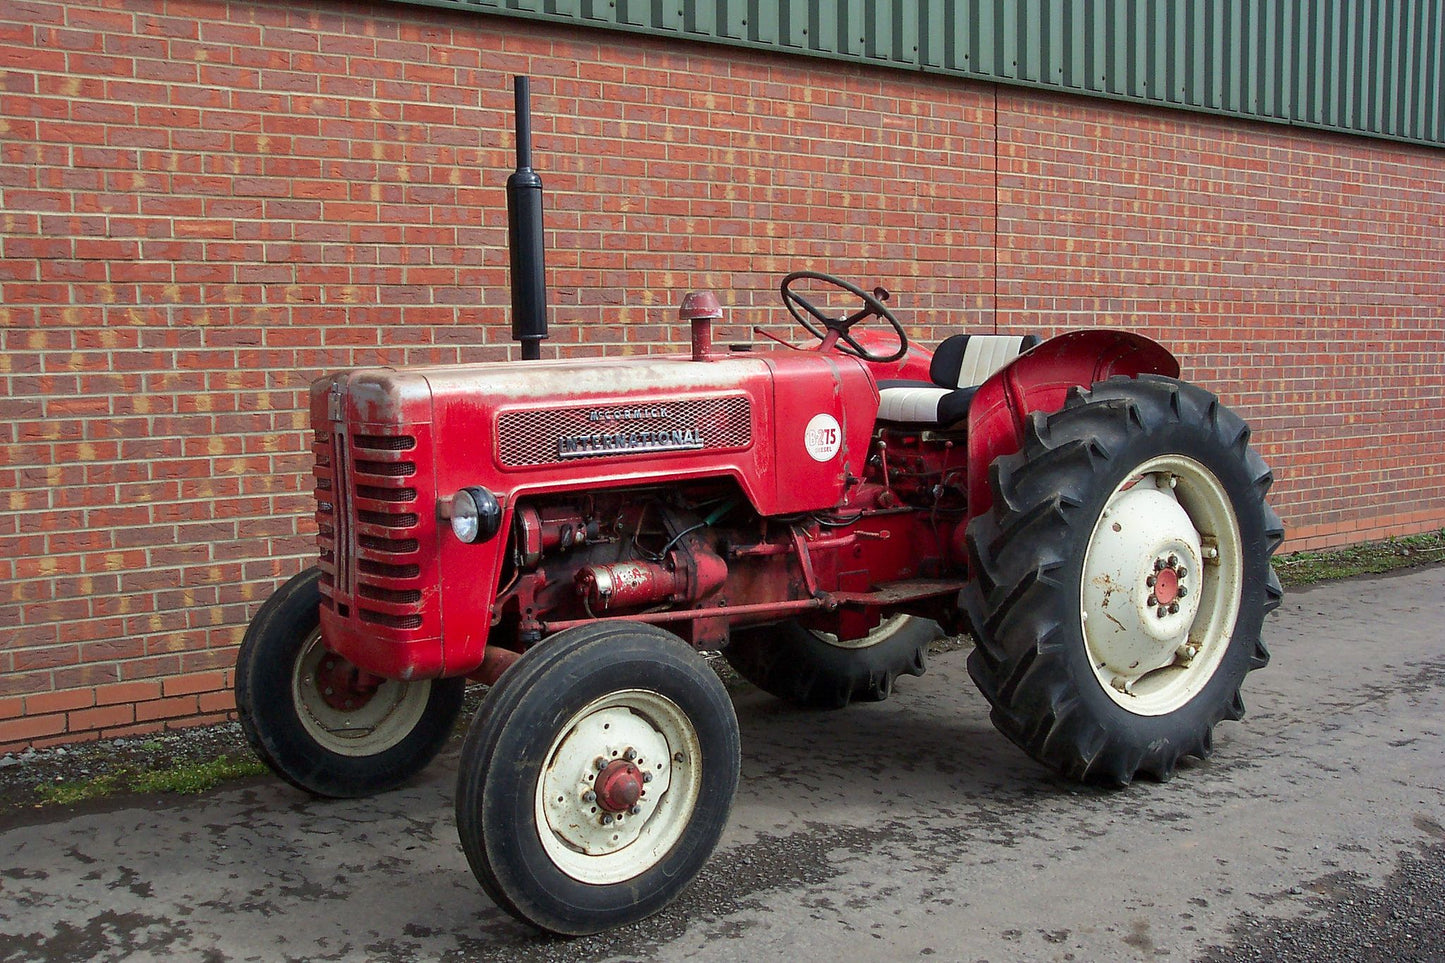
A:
[558,428,704,459]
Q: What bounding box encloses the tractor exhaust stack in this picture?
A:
[507,75,548,360]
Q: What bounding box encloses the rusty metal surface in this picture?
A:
[830,578,969,606]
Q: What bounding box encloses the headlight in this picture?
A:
[449,486,502,544]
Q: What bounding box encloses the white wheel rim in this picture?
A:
[1079,455,1243,716]
[536,689,702,885]
[291,629,432,756]
[809,613,914,650]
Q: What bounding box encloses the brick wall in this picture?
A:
[1,0,1442,750]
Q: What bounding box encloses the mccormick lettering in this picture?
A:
[558,428,704,459]
[586,406,672,423]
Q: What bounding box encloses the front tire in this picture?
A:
[964,376,1283,784]
[723,615,935,709]
[455,622,740,936]
[235,567,465,797]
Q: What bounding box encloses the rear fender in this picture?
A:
[965,330,1179,525]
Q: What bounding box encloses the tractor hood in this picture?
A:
[315,348,882,523]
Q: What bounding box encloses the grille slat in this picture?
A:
[354,434,416,451]
[358,510,418,528]
[358,585,424,605]
[359,560,421,580]
[359,535,420,554]
[361,611,424,630]
[354,484,417,502]
[355,459,417,477]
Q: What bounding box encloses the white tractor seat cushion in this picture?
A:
[876,334,1040,427]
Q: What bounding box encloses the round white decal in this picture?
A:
[804,413,842,462]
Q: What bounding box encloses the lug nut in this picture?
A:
[582,790,596,803]
[601,814,613,825]
[1155,558,1166,571]
[1147,594,1158,606]
[1157,606,1169,618]
[641,771,653,783]
[623,747,637,761]
[594,757,608,771]
[629,805,642,815]
[1168,555,1178,567]
[1177,567,1187,579]
[1178,586,1188,598]
[1169,602,1179,614]
[1146,575,1156,587]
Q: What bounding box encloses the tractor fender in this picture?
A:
[964,329,1179,525]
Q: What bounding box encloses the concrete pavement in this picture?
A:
[1,565,1442,962]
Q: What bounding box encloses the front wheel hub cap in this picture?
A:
[593,759,645,813]
[536,690,703,884]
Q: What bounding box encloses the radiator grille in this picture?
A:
[313,429,338,609]
[497,395,752,468]
[312,421,427,634]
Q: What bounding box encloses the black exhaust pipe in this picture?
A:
[507,76,547,361]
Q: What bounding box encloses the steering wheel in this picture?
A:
[780,271,908,364]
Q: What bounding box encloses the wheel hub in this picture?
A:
[1079,456,1244,716]
[540,703,675,861]
[290,630,434,756]
[1151,563,1181,607]
[1082,473,1203,693]
[315,654,382,713]
[593,759,645,813]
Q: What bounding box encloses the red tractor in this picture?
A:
[235,83,1282,936]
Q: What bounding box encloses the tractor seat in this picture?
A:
[876,334,1041,427]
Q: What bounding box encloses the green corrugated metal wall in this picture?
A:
[397,0,1445,148]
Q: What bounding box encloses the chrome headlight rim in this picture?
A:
[448,486,502,544]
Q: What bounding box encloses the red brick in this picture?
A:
[94,680,163,707]
[161,671,228,698]
[23,689,94,715]
[97,721,164,742]
[198,690,237,714]
[135,694,199,723]
[67,703,135,731]
[0,713,68,749]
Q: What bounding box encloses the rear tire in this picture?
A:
[455,622,740,936]
[723,615,935,709]
[964,376,1283,784]
[235,567,465,798]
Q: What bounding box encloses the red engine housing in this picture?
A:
[309,314,1176,682]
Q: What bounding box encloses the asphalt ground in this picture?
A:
[1,565,1442,962]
